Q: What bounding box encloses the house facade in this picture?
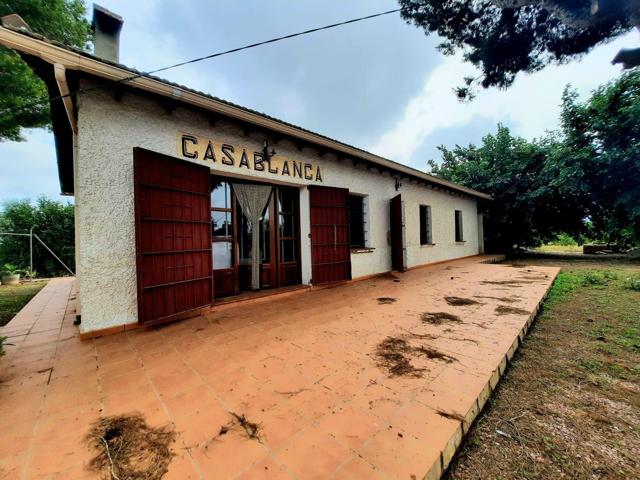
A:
[0,7,491,337]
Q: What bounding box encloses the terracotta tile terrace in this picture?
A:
[0,256,559,479]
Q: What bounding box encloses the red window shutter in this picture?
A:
[133,148,213,325]
[309,186,351,284]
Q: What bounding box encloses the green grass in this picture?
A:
[535,244,583,253]
[0,280,48,326]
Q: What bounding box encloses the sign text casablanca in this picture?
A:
[178,133,323,182]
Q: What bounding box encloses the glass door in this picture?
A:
[237,191,277,290]
[277,187,302,287]
[211,180,238,297]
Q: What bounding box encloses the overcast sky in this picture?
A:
[0,0,636,205]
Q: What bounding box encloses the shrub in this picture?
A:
[582,270,617,286]
[0,336,7,357]
[1,263,21,276]
[549,233,579,246]
[624,274,640,291]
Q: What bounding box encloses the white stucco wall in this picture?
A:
[75,84,481,333]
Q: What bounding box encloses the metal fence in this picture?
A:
[0,229,75,276]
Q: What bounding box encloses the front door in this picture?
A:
[309,186,351,284]
[213,178,302,296]
[237,186,302,290]
[390,194,406,272]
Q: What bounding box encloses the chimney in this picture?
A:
[1,13,31,31]
[91,4,123,63]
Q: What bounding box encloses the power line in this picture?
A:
[0,8,401,117]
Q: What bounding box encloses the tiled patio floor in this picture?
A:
[0,257,559,479]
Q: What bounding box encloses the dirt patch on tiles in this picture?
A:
[414,346,457,363]
[480,280,534,287]
[381,273,401,282]
[377,297,397,304]
[375,337,425,378]
[474,295,521,304]
[421,312,463,325]
[495,305,531,316]
[375,336,457,377]
[86,413,176,480]
[445,296,482,306]
[436,410,466,422]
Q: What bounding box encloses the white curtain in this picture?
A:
[232,184,273,290]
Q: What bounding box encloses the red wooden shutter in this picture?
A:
[134,148,213,325]
[390,194,406,272]
[309,186,351,284]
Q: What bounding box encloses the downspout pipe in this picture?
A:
[53,63,77,134]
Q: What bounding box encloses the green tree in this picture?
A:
[560,69,640,244]
[399,1,640,99]
[0,198,75,277]
[429,125,588,252]
[0,0,91,141]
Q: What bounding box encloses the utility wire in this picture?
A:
[0,8,401,117]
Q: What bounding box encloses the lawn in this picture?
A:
[0,280,48,326]
[534,244,583,253]
[446,257,640,480]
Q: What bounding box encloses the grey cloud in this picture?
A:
[117,0,441,148]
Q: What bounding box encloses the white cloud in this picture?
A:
[0,129,65,204]
[371,31,638,168]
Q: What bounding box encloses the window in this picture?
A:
[420,205,432,245]
[349,194,367,248]
[211,180,234,269]
[455,210,464,242]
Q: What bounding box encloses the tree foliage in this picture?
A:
[430,126,586,251]
[560,68,640,244]
[0,0,91,141]
[399,0,639,99]
[430,69,640,251]
[0,198,75,277]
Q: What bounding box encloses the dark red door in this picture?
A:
[390,194,406,272]
[309,186,351,284]
[134,148,213,325]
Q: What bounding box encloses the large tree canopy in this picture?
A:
[560,68,640,244]
[399,0,640,99]
[430,125,586,251]
[430,69,640,251]
[0,0,91,141]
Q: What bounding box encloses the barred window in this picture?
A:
[420,205,432,245]
[455,210,464,242]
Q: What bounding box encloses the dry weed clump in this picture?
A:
[375,337,424,377]
[414,346,457,363]
[375,336,457,377]
[495,305,530,316]
[85,413,176,480]
[445,296,482,306]
[230,412,261,440]
[377,297,397,304]
[421,311,462,324]
[474,295,520,304]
